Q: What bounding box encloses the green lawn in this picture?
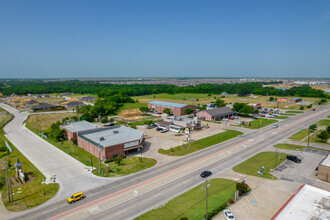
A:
[304,130,329,145]
[233,152,288,179]
[241,118,278,129]
[288,129,309,141]
[286,111,304,113]
[328,115,330,118]
[282,113,295,116]
[275,116,289,119]
[135,178,236,220]
[25,122,157,177]
[93,157,156,177]
[317,119,330,127]
[116,102,148,112]
[274,143,305,151]
[0,108,59,211]
[158,130,243,156]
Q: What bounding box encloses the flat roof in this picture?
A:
[272,184,330,220]
[78,125,144,148]
[321,153,330,167]
[149,101,187,108]
[61,120,99,133]
[290,98,302,100]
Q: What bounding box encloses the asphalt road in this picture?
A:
[2,104,329,220]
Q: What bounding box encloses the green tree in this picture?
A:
[101,117,108,123]
[233,103,246,112]
[145,120,153,125]
[239,105,254,116]
[309,124,317,132]
[327,126,330,134]
[299,106,305,110]
[215,98,226,107]
[318,130,329,143]
[163,108,171,114]
[109,117,114,122]
[184,108,194,115]
[70,137,77,145]
[139,106,150,113]
[269,97,274,101]
[114,156,124,165]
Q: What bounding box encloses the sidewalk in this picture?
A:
[287,140,330,151]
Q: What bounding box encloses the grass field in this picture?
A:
[158,130,243,156]
[135,178,236,220]
[304,130,329,145]
[275,116,289,119]
[317,119,330,127]
[241,118,278,129]
[116,102,148,113]
[25,122,156,177]
[288,129,309,141]
[26,112,82,131]
[274,143,305,151]
[92,157,157,177]
[233,152,288,179]
[0,108,59,211]
[282,113,296,116]
[286,111,304,113]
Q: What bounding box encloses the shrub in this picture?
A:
[180,217,188,220]
[299,106,305,110]
[207,202,228,220]
[228,198,235,204]
[236,181,250,196]
[70,137,77,145]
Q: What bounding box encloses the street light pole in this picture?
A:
[307,128,310,148]
[275,146,278,170]
[90,157,93,172]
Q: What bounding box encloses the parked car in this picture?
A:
[156,127,163,131]
[67,192,84,204]
[200,171,212,178]
[223,209,235,220]
[228,117,234,120]
[233,116,239,119]
[286,155,301,163]
[161,129,169,133]
[273,124,279,128]
[222,118,229,121]
[235,121,242,125]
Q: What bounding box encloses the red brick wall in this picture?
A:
[60,125,76,141]
[147,103,196,116]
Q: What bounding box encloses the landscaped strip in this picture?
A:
[0,108,59,211]
[135,178,236,220]
[288,129,309,141]
[233,152,288,179]
[282,113,295,116]
[275,116,289,119]
[286,111,304,113]
[240,118,278,129]
[274,143,305,151]
[25,118,156,177]
[317,119,330,127]
[158,130,243,156]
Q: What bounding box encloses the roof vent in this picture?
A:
[113,130,119,134]
[99,137,105,141]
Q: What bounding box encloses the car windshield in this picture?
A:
[71,196,74,199]
[229,216,234,219]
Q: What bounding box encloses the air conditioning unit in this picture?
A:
[99,137,105,141]
[113,130,119,134]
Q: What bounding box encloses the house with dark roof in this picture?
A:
[65,101,84,108]
[32,102,56,111]
[196,107,237,121]
[26,99,38,105]
[148,101,196,116]
[81,96,97,102]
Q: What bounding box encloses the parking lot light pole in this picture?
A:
[90,157,93,172]
[205,178,209,220]
[307,128,310,148]
[275,147,278,170]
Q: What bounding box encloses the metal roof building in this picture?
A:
[149,101,188,108]
[61,120,99,133]
[148,100,196,116]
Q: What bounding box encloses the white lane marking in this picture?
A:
[88,206,101,215]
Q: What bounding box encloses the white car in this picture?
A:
[235,121,242,125]
[223,209,235,220]
[273,124,279,128]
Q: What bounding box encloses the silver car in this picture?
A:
[223,209,235,220]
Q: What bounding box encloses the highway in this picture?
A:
[2,104,329,220]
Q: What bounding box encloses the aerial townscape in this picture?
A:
[0,1,330,220]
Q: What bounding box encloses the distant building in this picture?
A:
[196,107,236,121]
[155,121,173,130]
[61,93,72,97]
[318,154,330,183]
[247,103,262,109]
[206,103,217,110]
[26,99,38,105]
[148,101,196,116]
[31,103,55,111]
[81,96,97,102]
[65,101,84,108]
[60,120,100,140]
[290,98,302,103]
[272,184,330,219]
[278,98,288,103]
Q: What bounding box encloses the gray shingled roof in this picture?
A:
[78,125,144,148]
[205,107,236,118]
[61,120,99,132]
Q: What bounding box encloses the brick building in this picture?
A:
[318,153,330,183]
[290,98,302,103]
[196,107,236,121]
[60,120,100,140]
[148,101,196,116]
[77,126,144,160]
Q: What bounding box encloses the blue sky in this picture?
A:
[0,0,330,78]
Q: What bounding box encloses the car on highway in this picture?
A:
[67,192,84,204]
[273,124,279,128]
[223,209,235,220]
[200,171,212,178]
[286,155,301,163]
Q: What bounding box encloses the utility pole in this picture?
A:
[275,147,278,170]
[205,179,208,220]
[4,161,10,202]
[307,128,310,148]
[90,157,93,172]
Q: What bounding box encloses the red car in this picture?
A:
[228,117,234,120]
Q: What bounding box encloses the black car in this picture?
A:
[147,125,156,129]
[156,127,163,131]
[200,171,212,178]
[286,155,301,163]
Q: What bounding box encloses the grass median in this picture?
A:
[240,118,278,129]
[158,130,243,156]
[288,129,309,141]
[317,119,330,127]
[0,108,59,211]
[275,116,289,119]
[286,111,304,113]
[135,178,236,220]
[274,143,305,151]
[233,152,288,179]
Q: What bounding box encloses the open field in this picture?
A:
[132,93,321,109]
[26,112,82,131]
[267,83,330,91]
[317,119,330,127]
[275,116,289,119]
[0,108,59,211]
[274,143,305,151]
[136,178,236,220]
[288,129,308,141]
[116,102,148,112]
[233,152,288,179]
[158,130,243,156]
[240,118,278,129]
